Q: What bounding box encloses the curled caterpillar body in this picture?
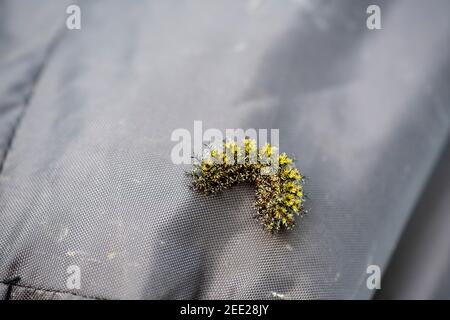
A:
[190,138,306,233]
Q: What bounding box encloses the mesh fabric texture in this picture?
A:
[1,0,450,299]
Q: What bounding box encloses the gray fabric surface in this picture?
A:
[376,139,450,299]
[0,0,449,299]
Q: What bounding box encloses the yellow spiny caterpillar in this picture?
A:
[190,138,306,232]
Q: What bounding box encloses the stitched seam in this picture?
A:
[0,281,106,300]
[3,276,20,300]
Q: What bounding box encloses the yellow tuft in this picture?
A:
[244,138,257,154]
[260,144,273,157]
[201,160,213,172]
[278,153,293,166]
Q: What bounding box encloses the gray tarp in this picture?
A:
[0,0,449,299]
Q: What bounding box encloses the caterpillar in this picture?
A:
[190,138,306,232]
